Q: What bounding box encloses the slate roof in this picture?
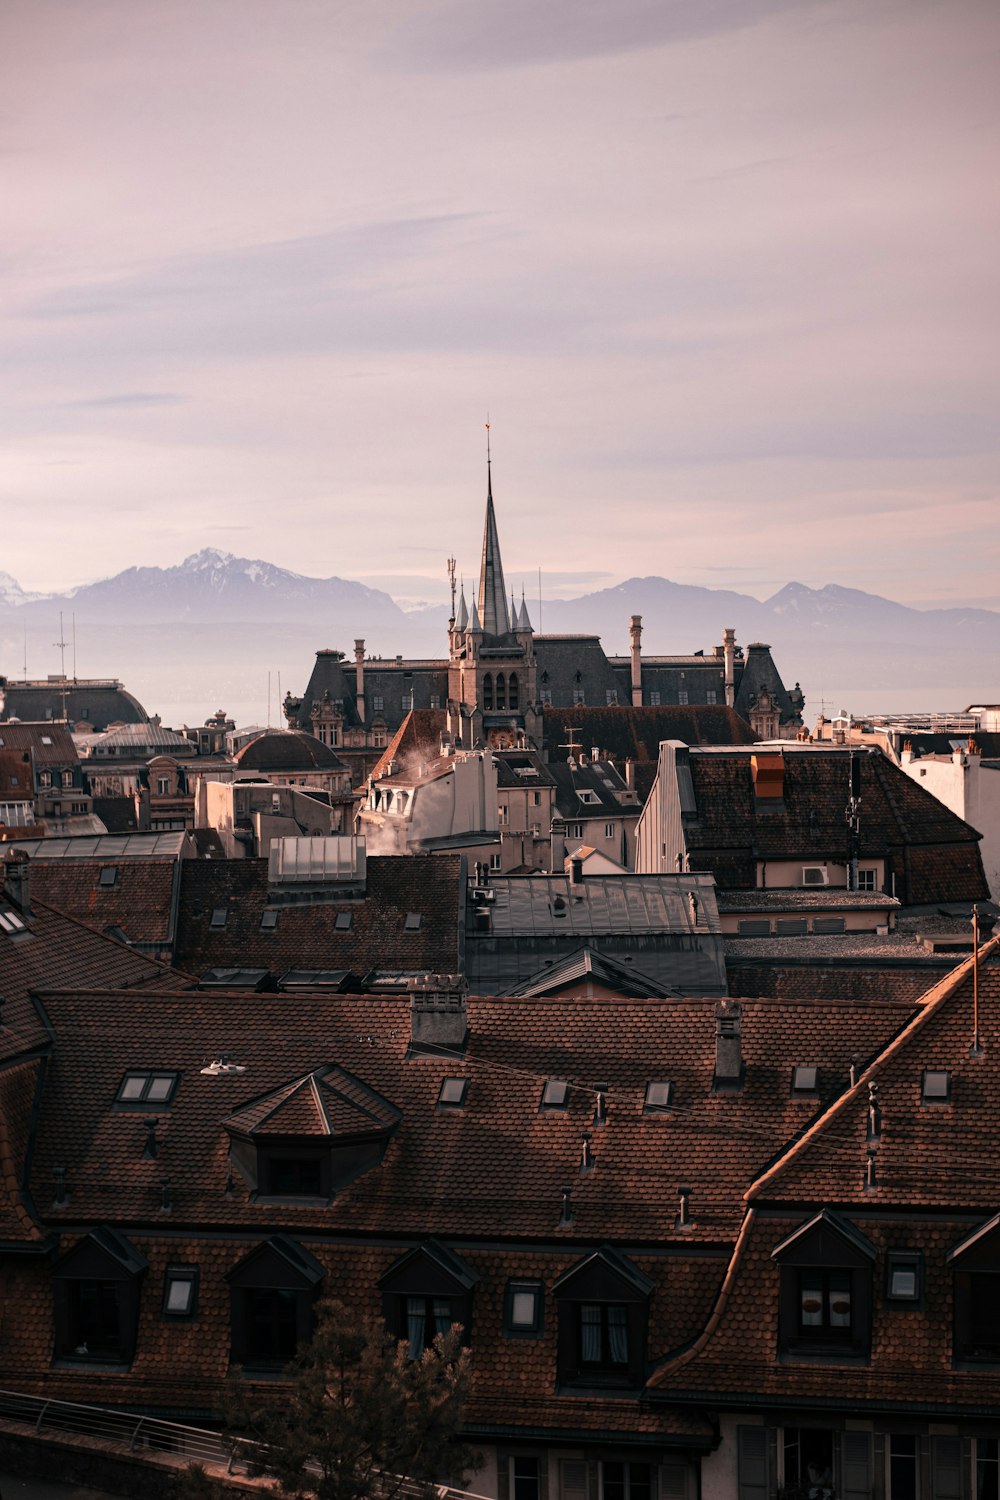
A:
[549,761,638,821]
[0,747,33,801]
[234,731,349,773]
[174,855,463,976]
[682,747,988,902]
[0,681,149,730]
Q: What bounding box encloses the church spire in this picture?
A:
[478,424,511,636]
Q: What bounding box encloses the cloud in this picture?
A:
[61,391,184,409]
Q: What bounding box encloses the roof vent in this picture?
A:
[200,1055,247,1076]
[714,1000,743,1090]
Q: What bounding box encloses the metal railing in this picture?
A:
[0,1387,245,1469]
[0,1387,490,1498]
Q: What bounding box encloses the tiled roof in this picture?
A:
[648,945,1000,1410]
[683,747,988,901]
[29,990,915,1244]
[370,710,448,782]
[174,855,463,976]
[0,898,188,1067]
[727,960,955,1005]
[0,722,79,768]
[543,706,755,769]
[28,859,180,948]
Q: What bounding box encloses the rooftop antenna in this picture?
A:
[267,672,272,728]
[22,622,27,678]
[538,566,543,632]
[72,613,77,681]
[53,612,67,676]
[447,556,457,621]
[560,726,583,764]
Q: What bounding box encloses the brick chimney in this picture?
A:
[409,975,469,1056]
[714,999,743,1089]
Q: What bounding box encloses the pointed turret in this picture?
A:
[477,463,511,637]
[468,598,482,634]
[516,592,532,633]
[455,586,468,632]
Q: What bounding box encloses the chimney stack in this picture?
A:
[629,615,643,706]
[714,999,743,1090]
[354,640,366,724]
[570,856,584,885]
[3,852,30,917]
[409,975,469,1056]
[723,629,736,709]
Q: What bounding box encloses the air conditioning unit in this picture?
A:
[802,865,829,887]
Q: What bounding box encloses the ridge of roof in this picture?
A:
[744,934,1000,1203]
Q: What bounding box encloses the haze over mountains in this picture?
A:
[0,550,993,729]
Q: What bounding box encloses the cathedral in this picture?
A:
[285,463,803,758]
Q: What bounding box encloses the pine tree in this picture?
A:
[176,1298,475,1500]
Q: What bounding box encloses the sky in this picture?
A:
[3,0,999,609]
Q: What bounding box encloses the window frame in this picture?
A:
[503,1280,544,1339]
[885,1250,923,1306]
[162,1265,200,1320]
[114,1071,179,1109]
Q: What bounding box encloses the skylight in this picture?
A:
[163,1265,199,1317]
[921,1069,951,1103]
[540,1079,570,1110]
[0,909,27,935]
[335,912,352,931]
[209,907,228,929]
[260,908,280,931]
[98,866,118,888]
[438,1078,468,1108]
[644,1081,673,1112]
[791,1066,818,1093]
[404,912,422,930]
[116,1071,179,1106]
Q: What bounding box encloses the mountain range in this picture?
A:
[0,550,993,726]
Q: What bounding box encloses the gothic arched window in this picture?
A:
[483,674,494,711]
[508,673,519,710]
[496,675,506,711]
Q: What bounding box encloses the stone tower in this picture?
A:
[448,460,540,748]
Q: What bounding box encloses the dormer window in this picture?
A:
[224,1066,400,1204]
[553,1246,653,1389]
[228,1235,324,1369]
[949,1213,1000,1363]
[379,1240,479,1358]
[772,1210,875,1361]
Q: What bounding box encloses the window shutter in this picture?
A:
[560,1460,589,1500]
[737,1426,769,1500]
[659,1462,689,1500]
[931,1437,962,1500]
[840,1431,872,1500]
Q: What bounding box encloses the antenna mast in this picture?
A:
[447,557,457,620]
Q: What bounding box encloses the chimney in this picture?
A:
[714,1000,743,1089]
[723,628,736,709]
[570,856,584,885]
[629,615,643,706]
[409,975,469,1056]
[3,852,30,917]
[624,757,635,791]
[354,640,366,724]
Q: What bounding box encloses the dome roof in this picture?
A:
[234,731,346,772]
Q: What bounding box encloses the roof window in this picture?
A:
[643,1081,673,1112]
[437,1078,468,1108]
[540,1079,570,1110]
[921,1069,951,1104]
[98,866,118,888]
[335,911,352,931]
[404,912,422,930]
[886,1251,922,1303]
[260,908,280,931]
[0,908,27,935]
[163,1265,199,1318]
[116,1071,179,1107]
[41,735,53,745]
[792,1066,818,1094]
[209,906,228,929]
